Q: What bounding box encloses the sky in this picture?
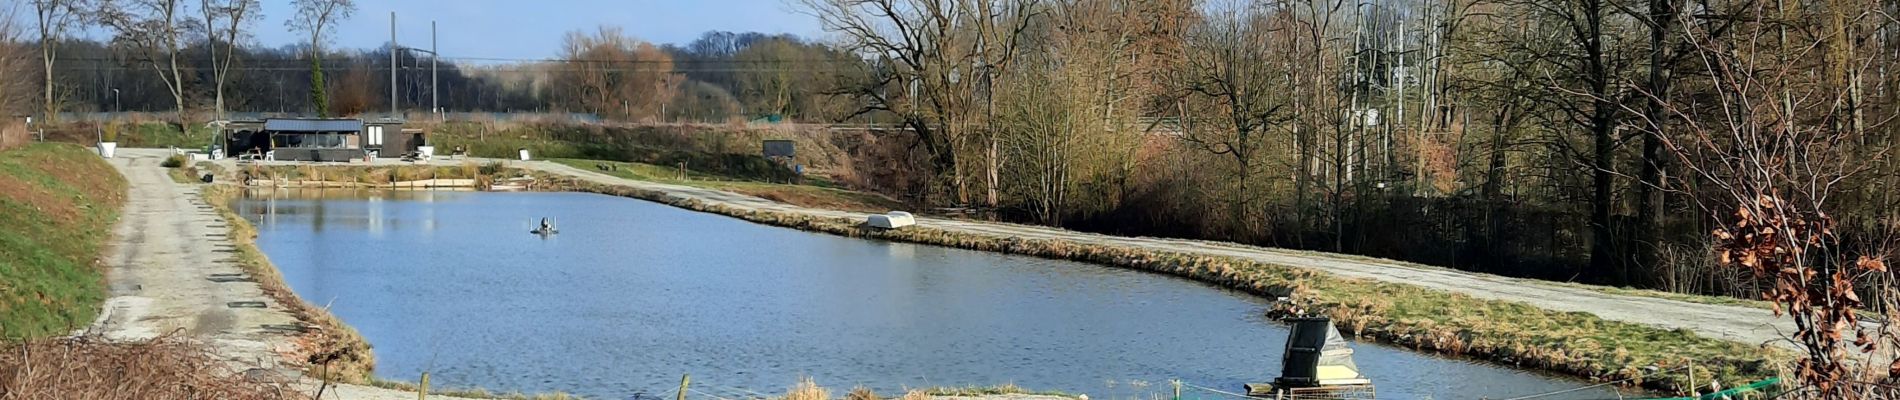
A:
[237,0,829,63]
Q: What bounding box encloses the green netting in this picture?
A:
[1636,377,1780,400]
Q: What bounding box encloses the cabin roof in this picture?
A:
[265,118,364,133]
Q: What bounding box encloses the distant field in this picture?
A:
[0,143,127,339]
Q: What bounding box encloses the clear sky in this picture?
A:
[243,0,828,62]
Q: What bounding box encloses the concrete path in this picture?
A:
[515,160,1803,354]
[92,148,478,400]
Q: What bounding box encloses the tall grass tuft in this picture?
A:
[786,378,830,400]
[160,154,187,168]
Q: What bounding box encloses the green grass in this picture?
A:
[536,174,1787,395]
[0,143,128,340]
[552,158,902,212]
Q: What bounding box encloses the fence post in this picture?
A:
[677,374,691,400]
[418,372,430,400]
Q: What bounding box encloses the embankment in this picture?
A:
[198,184,377,382]
[0,143,127,339]
[528,172,1785,394]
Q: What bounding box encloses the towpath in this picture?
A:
[92,148,480,400]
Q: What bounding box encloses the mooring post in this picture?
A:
[418,372,430,399]
[677,374,692,400]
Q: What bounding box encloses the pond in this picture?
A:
[236,190,1629,400]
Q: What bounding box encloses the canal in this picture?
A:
[236,190,1628,399]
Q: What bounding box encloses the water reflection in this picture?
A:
[237,190,1630,400]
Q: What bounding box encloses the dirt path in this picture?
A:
[93,148,477,400]
[517,160,1800,353]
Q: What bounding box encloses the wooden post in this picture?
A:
[677,374,691,400]
[418,372,430,400]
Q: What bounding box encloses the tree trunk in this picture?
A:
[1635,0,1676,283]
[1591,113,1617,283]
[41,45,55,120]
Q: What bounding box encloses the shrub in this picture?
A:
[160,154,187,168]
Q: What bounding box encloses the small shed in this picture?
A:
[363,120,422,158]
[261,118,365,162]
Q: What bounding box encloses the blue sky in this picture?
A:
[240,0,828,62]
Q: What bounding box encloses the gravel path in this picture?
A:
[517,160,1803,353]
[92,148,479,400]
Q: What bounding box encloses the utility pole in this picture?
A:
[390,11,398,117]
[431,20,438,119]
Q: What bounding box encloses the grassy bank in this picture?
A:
[0,143,128,339]
[533,174,1785,394]
[199,184,376,382]
[551,158,901,212]
[39,121,220,149]
[234,162,504,188]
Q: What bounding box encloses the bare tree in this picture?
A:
[30,0,86,120]
[551,26,678,120]
[997,0,1151,224]
[0,2,38,117]
[799,0,1039,205]
[1173,0,1290,232]
[198,0,258,120]
[287,0,354,117]
[1653,0,1896,395]
[100,0,188,124]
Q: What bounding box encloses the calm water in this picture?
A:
[237,190,1627,400]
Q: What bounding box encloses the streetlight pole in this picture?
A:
[390,11,398,118]
[111,88,120,113]
[431,20,438,119]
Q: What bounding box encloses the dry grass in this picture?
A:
[918,384,1068,397]
[235,164,500,189]
[787,378,831,400]
[534,174,1785,395]
[846,386,881,400]
[365,378,580,400]
[0,334,307,399]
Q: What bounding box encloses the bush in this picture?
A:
[160,154,187,168]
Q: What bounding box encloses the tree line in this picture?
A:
[803,0,1897,307]
[14,0,866,122]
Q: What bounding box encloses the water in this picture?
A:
[237,190,1629,400]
